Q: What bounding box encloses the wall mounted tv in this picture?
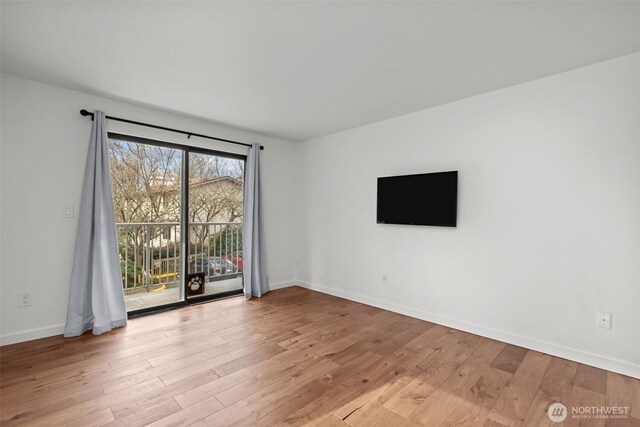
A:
[377,171,458,227]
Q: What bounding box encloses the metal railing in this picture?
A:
[116,221,243,291]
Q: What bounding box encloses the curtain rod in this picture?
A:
[79,109,263,150]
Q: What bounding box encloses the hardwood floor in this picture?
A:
[1,286,638,426]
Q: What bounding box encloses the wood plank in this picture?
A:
[229,379,333,427]
[329,348,418,421]
[383,332,485,417]
[328,349,427,425]
[352,406,406,427]
[0,383,106,426]
[215,360,311,406]
[109,371,219,419]
[147,395,224,427]
[311,414,350,426]
[606,372,640,423]
[401,338,510,426]
[173,358,283,409]
[485,350,552,426]
[491,344,529,374]
[212,343,287,377]
[103,399,181,427]
[574,363,607,394]
[198,358,341,426]
[281,375,391,426]
[565,384,606,427]
[65,407,115,427]
[22,378,165,426]
[401,324,450,354]
[523,357,578,427]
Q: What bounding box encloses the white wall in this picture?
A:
[0,73,298,344]
[296,53,640,378]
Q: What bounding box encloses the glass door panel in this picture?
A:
[187,151,244,299]
[108,137,184,312]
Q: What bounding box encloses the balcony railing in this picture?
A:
[116,221,243,292]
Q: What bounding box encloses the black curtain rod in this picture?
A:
[79,109,263,150]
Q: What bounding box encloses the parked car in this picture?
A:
[225,251,243,271]
[189,257,234,278]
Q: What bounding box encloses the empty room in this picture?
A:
[0,1,639,426]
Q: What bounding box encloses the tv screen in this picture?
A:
[377,171,458,227]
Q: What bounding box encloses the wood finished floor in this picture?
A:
[1,287,638,426]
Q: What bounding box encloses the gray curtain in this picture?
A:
[243,144,268,298]
[64,111,127,337]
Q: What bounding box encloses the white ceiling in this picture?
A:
[2,1,639,142]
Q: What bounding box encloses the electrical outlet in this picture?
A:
[596,311,611,329]
[63,205,75,218]
[382,274,389,285]
[19,292,32,307]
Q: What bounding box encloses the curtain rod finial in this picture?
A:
[80,109,95,121]
[260,145,264,150]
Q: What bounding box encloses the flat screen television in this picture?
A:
[377,171,458,227]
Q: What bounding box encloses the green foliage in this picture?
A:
[120,259,143,287]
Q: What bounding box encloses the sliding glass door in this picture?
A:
[107,134,245,314]
[186,151,244,300]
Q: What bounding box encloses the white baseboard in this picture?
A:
[296,280,640,379]
[269,280,297,291]
[0,324,65,346]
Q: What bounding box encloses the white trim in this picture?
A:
[0,324,65,346]
[296,281,640,379]
[269,280,297,290]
